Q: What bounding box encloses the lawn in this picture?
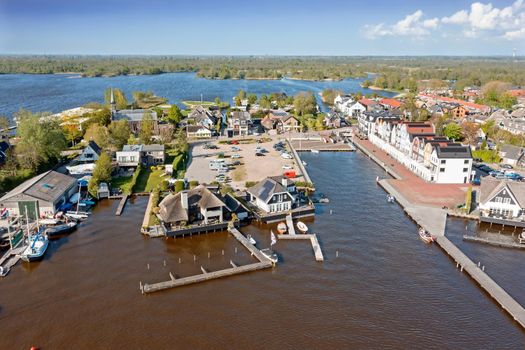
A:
[111,176,134,194]
[134,168,166,192]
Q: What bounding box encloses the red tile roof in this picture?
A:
[418,93,490,112]
[509,89,525,97]
[379,98,403,109]
[359,98,376,107]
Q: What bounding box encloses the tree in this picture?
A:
[247,94,257,105]
[461,121,480,145]
[166,104,183,125]
[321,89,343,105]
[15,109,66,171]
[174,128,188,153]
[443,123,463,141]
[235,96,242,106]
[104,88,128,110]
[258,94,271,109]
[84,124,109,149]
[159,125,174,144]
[214,96,221,106]
[293,92,317,116]
[88,153,112,197]
[237,89,246,101]
[90,108,112,126]
[108,120,131,150]
[63,124,83,145]
[139,111,154,145]
[0,116,9,138]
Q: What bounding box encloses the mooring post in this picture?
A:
[147,263,150,270]
[194,255,196,262]
[163,260,166,267]
[179,258,181,264]
[336,251,339,258]
[208,252,210,259]
[222,250,224,256]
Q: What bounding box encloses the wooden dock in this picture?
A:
[0,246,26,274]
[141,193,153,231]
[140,227,273,294]
[277,234,324,261]
[287,140,312,184]
[435,235,525,329]
[463,235,525,250]
[115,194,129,216]
[285,214,296,235]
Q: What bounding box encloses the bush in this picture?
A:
[174,181,185,193]
[160,180,169,191]
[189,180,199,188]
[472,149,500,163]
[294,181,315,189]
[245,181,258,188]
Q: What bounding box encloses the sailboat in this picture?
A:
[65,184,90,220]
[261,230,278,263]
[20,212,49,262]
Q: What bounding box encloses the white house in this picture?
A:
[346,101,367,117]
[247,176,296,213]
[479,177,525,221]
[78,141,102,163]
[186,125,212,139]
[116,144,165,167]
[334,94,354,113]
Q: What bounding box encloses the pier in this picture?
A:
[463,235,525,250]
[290,139,356,152]
[115,194,128,216]
[277,234,324,261]
[287,139,312,184]
[285,214,296,235]
[140,227,273,294]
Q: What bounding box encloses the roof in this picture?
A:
[86,141,102,155]
[419,93,490,113]
[158,185,226,223]
[113,109,158,122]
[269,110,289,119]
[358,98,377,107]
[406,122,434,135]
[435,144,472,159]
[230,111,251,120]
[188,106,215,122]
[186,125,211,133]
[380,98,403,109]
[247,177,292,203]
[479,177,525,207]
[142,144,164,152]
[122,145,143,152]
[499,144,523,161]
[0,170,76,204]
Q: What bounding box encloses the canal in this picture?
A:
[0,152,523,349]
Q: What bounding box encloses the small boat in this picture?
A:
[260,248,278,263]
[276,222,287,234]
[418,228,434,244]
[20,232,49,262]
[302,161,308,166]
[311,149,320,154]
[296,221,308,233]
[319,198,330,203]
[69,192,80,204]
[39,218,59,225]
[0,266,9,277]
[387,195,395,203]
[247,234,256,245]
[45,222,77,238]
[65,211,89,220]
[80,199,95,206]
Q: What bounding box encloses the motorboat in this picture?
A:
[302,161,308,166]
[39,218,59,225]
[260,248,278,263]
[20,232,49,262]
[45,222,77,238]
[387,195,395,203]
[311,149,320,154]
[65,211,89,220]
[296,221,308,233]
[0,266,9,277]
[276,222,287,234]
[319,197,330,204]
[418,228,434,244]
[247,234,256,245]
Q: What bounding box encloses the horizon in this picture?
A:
[1,0,524,56]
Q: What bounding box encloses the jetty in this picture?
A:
[463,235,525,250]
[285,214,296,235]
[115,194,128,216]
[140,227,273,294]
[287,139,312,184]
[277,234,324,261]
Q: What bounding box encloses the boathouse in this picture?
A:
[0,170,77,219]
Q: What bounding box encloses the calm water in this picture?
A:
[0,152,524,349]
[0,73,395,119]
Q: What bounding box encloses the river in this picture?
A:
[0,151,523,349]
[0,73,395,119]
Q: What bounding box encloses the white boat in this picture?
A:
[65,211,90,220]
[0,266,9,277]
[311,149,320,154]
[302,161,308,166]
[387,195,395,203]
[418,228,434,244]
[39,218,59,225]
[247,234,256,245]
[260,248,278,263]
[20,232,49,262]
[69,192,80,204]
[296,221,308,233]
[277,222,287,234]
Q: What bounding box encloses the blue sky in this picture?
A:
[1,0,524,55]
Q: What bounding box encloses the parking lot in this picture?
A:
[185,137,304,189]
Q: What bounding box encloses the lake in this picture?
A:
[0,152,523,349]
[0,72,395,119]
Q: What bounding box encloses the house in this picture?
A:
[112,109,159,134]
[499,144,524,166]
[268,110,290,120]
[228,111,251,136]
[247,176,296,213]
[277,115,301,133]
[158,185,227,227]
[187,106,218,128]
[334,94,354,113]
[346,101,367,117]
[261,115,276,131]
[116,144,165,167]
[358,98,378,111]
[324,110,344,128]
[186,125,212,139]
[78,141,102,163]
[379,98,403,110]
[0,170,77,219]
[479,177,525,222]
[224,193,250,220]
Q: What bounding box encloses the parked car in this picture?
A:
[506,172,523,181]
[231,154,241,159]
[281,152,293,159]
[471,176,481,185]
[282,164,293,170]
[500,164,513,169]
[230,160,242,166]
[231,146,241,151]
[255,152,265,157]
[489,170,503,177]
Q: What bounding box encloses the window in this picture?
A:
[440,168,445,173]
[464,160,469,164]
[440,160,446,164]
[495,197,502,203]
[463,168,468,172]
[504,198,511,204]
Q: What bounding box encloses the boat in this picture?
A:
[247,234,256,245]
[319,198,330,203]
[260,248,278,263]
[65,211,89,220]
[276,222,287,234]
[69,192,80,204]
[20,232,49,262]
[387,195,395,203]
[302,161,308,166]
[0,266,9,277]
[45,222,77,238]
[39,218,59,225]
[296,221,308,233]
[418,228,434,244]
[311,149,320,154]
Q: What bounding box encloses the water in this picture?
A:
[0,73,395,119]
[0,152,524,349]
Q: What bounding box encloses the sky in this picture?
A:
[0,0,524,56]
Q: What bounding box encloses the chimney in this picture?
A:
[181,191,188,210]
[281,177,288,188]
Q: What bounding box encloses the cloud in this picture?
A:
[364,1,525,41]
[364,10,435,39]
